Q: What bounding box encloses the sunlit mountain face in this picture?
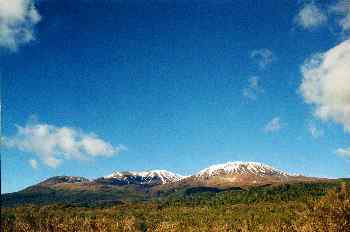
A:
[1,161,328,207]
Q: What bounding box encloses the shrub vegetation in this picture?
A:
[1,181,349,232]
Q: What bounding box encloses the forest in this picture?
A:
[2,180,350,232]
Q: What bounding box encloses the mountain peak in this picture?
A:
[104,169,184,185]
[197,161,289,177]
[38,176,90,186]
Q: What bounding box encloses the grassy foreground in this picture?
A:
[1,182,350,232]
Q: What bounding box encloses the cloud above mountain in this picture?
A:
[250,49,275,69]
[308,122,324,139]
[28,159,38,169]
[300,39,350,132]
[294,0,350,35]
[295,2,327,30]
[335,147,350,158]
[0,0,41,51]
[243,76,264,100]
[264,117,283,133]
[331,0,350,34]
[3,122,127,168]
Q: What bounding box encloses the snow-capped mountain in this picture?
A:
[196,161,289,178]
[175,161,304,187]
[38,176,90,187]
[7,161,321,207]
[98,162,296,187]
[23,161,313,194]
[102,170,184,185]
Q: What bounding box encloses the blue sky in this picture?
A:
[1,0,350,193]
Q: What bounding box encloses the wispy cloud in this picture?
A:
[335,147,350,158]
[299,39,350,133]
[0,0,41,51]
[294,1,350,36]
[250,49,275,69]
[294,2,327,30]
[308,122,324,139]
[264,117,283,133]
[28,159,38,169]
[242,76,264,100]
[3,121,127,168]
[331,0,350,34]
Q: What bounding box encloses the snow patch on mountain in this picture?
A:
[39,176,90,186]
[196,161,290,177]
[105,170,184,184]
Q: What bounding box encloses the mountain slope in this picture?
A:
[1,162,324,207]
[161,162,315,190]
[98,170,184,186]
[189,161,294,187]
[196,162,289,177]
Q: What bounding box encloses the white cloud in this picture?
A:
[308,122,324,138]
[3,122,127,168]
[300,39,350,132]
[295,2,327,29]
[28,159,38,169]
[264,117,283,133]
[0,0,41,51]
[243,76,264,100]
[331,0,350,33]
[335,147,350,157]
[250,49,275,69]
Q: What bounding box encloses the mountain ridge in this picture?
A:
[18,161,315,190]
[102,169,185,185]
[2,161,327,207]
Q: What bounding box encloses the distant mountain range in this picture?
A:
[1,161,326,207]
